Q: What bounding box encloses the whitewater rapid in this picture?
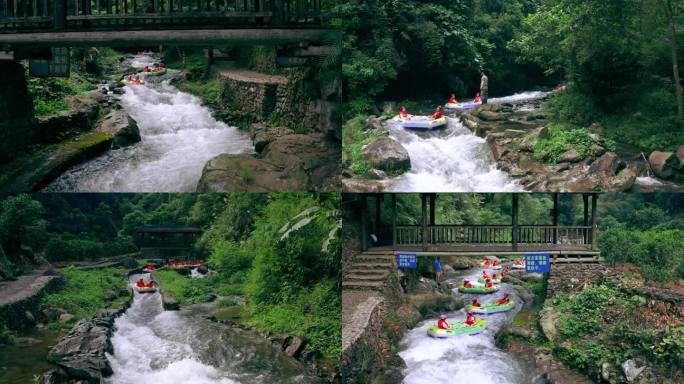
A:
[45,57,253,192]
[398,267,542,384]
[383,92,548,192]
[106,274,319,384]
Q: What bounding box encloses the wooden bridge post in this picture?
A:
[54,0,66,30]
[429,193,436,226]
[582,194,589,244]
[421,193,428,251]
[590,194,598,250]
[270,0,283,25]
[552,193,559,244]
[391,194,397,249]
[374,193,381,238]
[511,194,519,251]
[360,194,367,251]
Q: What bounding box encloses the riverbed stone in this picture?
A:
[361,138,411,173]
[588,152,619,175]
[558,148,583,163]
[539,305,561,342]
[250,123,294,153]
[621,359,645,383]
[284,336,307,358]
[649,151,678,179]
[97,110,141,149]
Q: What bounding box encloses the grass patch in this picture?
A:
[153,269,213,305]
[27,72,97,117]
[247,279,340,361]
[174,78,223,106]
[533,124,616,163]
[41,266,127,321]
[342,115,392,176]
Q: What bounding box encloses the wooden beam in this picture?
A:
[391,194,397,249]
[591,194,598,250]
[583,193,589,244]
[360,194,367,251]
[0,28,340,47]
[429,193,436,226]
[374,193,381,238]
[552,192,559,244]
[512,194,519,251]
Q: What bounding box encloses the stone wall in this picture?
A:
[0,275,65,330]
[0,61,35,164]
[341,298,387,382]
[546,263,608,298]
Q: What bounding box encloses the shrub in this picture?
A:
[534,124,615,163]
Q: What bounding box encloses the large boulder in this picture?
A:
[539,305,561,342]
[605,168,637,191]
[558,148,582,163]
[97,110,141,149]
[284,336,307,358]
[589,152,619,175]
[361,138,411,173]
[197,133,339,192]
[250,123,294,153]
[649,151,678,179]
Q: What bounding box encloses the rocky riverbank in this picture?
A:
[0,64,141,192]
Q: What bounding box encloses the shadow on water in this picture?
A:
[0,327,62,384]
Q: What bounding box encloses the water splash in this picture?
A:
[398,268,541,384]
[383,118,522,192]
[106,274,319,384]
[45,77,253,192]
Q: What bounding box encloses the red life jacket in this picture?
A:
[448,95,457,104]
[437,319,449,329]
[465,316,475,326]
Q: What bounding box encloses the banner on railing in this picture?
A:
[396,252,417,269]
[524,252,550,273]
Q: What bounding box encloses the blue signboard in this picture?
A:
[396,253,418,269]
[525,253,550,273]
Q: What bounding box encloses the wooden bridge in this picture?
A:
[0,0,338,47]
[356,193,601,259]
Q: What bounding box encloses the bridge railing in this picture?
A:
[394,225,593,248]
[0,0,330,32]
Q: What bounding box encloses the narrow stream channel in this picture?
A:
[398,266,543,384]
[382,92,548,192]
[106,273,321,384]
[45,56,254,192]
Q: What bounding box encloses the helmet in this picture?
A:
[439,314,447,319]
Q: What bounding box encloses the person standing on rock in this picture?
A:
[480,71,489,104]
[434,257,443,283]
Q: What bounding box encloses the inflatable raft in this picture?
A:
[394,115,448,131]
[465,300,515,315]
[512,259,525,269]
[478,276,502,284]
[427,319,487,338]
[124,78,145,85]
[445,101,481,111]
[458,284,500,294]
[133,285,156,293]
[144,68,167,76]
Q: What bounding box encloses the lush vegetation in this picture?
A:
[533,124,616,163]
[551,284,683,380]
[41,266,128,326]
[0,193,342,366]
[512,0,684,152]
[341,116,391,175]
[343,0,549,115]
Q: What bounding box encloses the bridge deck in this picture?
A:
[368,244,601,259]
[0,27,337,46]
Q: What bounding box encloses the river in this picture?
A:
[45,56,254,192]
[105,273,322,384]
[398,266,544,384]
[382,92,548,192]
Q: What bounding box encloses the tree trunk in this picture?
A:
[663,0,684,126]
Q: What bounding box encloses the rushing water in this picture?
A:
[105,274,320,384]
[382,92,549,192]
[45,57,254,192]
[398,267,543,384]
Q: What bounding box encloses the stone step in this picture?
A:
[350,262,392,269]
[345,272,389,282]
[355,255,394,263]
[342,280,384,291]
[346,268,389,276]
